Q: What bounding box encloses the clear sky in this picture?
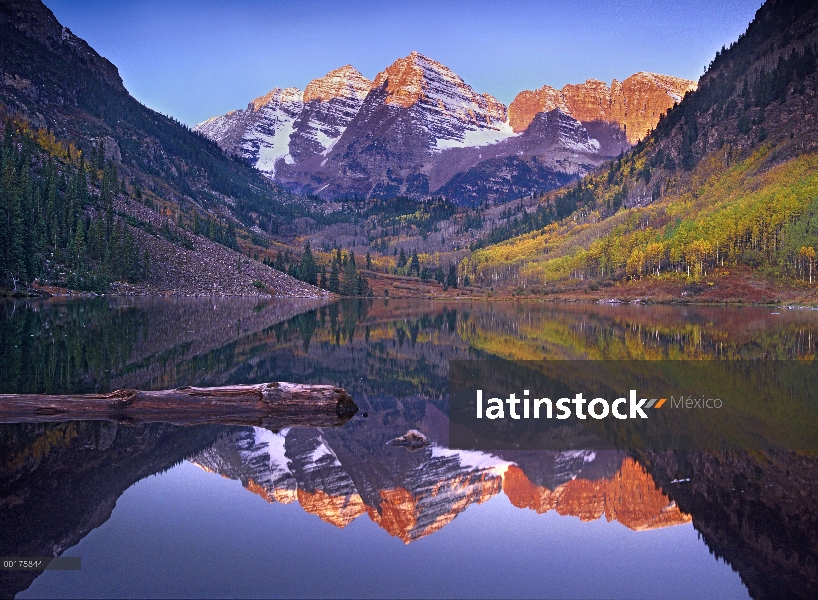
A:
[43,0,764,127]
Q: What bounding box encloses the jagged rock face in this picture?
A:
[561,78,614,121]
[521,109,600,153]
[612,73,698,142]
[303,65,373,104]
[288,66,374,163]
[193,66,374,177]
[194,87,303,176]
[431,110,600,205]
[197,53,540,202]
[275,52,517,199]
[371,51,509,149]
[192,426,512,542]
[508,72,697,143]
[0,0,124,91]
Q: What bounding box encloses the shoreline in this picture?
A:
[3,289,817,309]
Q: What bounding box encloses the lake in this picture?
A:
[2,298,817,599]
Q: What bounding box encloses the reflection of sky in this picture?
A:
[42,0,763,126]
[22,461,749,599]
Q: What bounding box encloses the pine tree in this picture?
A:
[356,272,370,296]
[7,167,26,284]
[71,216,86,261]
[299,241,318,285]
[342,251,358,296]
[446,264,458,289]
[329,260,340,293]
[409,250,420,276]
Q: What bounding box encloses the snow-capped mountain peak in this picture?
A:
[303,65,373,103]
[369,51,512,151]
[192,86,303,175]
[250,86,303,111]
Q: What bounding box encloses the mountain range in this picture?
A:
[195,53,695,205]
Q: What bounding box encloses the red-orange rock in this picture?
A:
[509,73,697,143]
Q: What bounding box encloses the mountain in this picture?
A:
[0,0,321,295]
[197,53,692,205]
[3,420,813,599]
[195,87,305,177]
[508,73,698,144]
[195,65,375,177]
[275,52,515,201]
[430,109,600,205]
[467,0,818,297]
[0,0,294,222]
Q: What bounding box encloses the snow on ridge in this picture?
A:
[304,65,373,103]
[373,51,511,151]
[558,449,597,463]
[251,87,304,111]
[435,121,518,151]
[309,436,341,465]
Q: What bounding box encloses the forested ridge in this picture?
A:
[0,114,144,291]
[0,0,329,295]
[0,0,303,234]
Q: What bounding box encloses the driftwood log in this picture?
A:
[0,383,358,428]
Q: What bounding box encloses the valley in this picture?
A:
[2,0,818,306]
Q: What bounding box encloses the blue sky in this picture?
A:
[44,0,764,126]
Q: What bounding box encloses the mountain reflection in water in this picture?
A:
[191,428,688,543]
[2,298,818,599]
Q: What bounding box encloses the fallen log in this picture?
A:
[0,382,358,428]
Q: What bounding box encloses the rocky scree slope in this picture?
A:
[0,0,324,295]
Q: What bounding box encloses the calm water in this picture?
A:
[2,298,818,599]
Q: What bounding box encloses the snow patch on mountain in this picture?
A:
[250,118,296,173]
[373,52,509,151]
[309,436,340,465]
[435,121,518,151]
